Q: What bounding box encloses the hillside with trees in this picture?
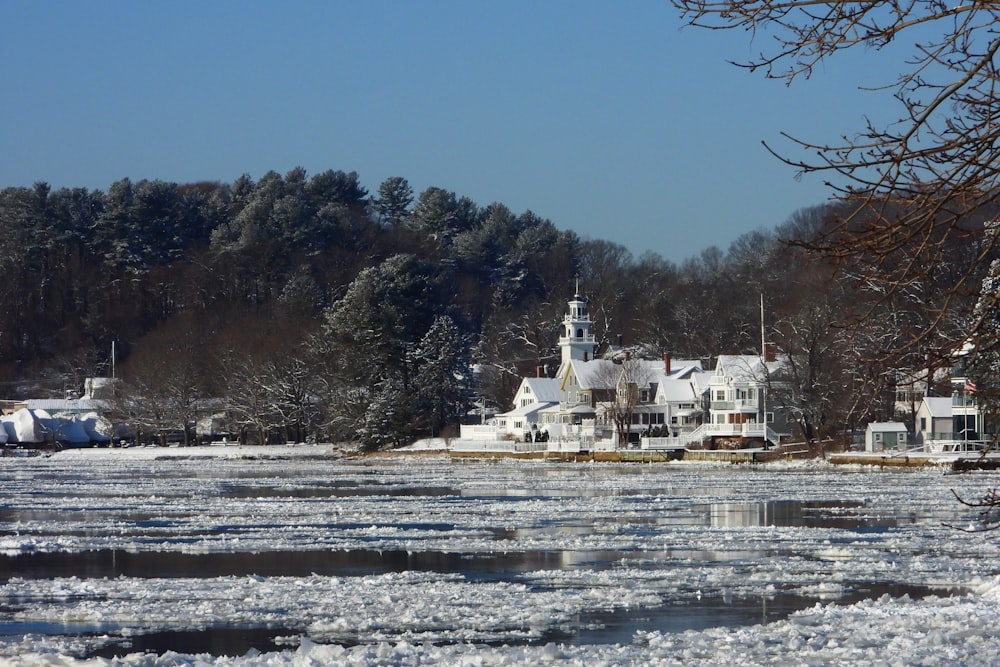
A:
[0,168,994,448]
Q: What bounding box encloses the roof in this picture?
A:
[920,396,954,419]
[564,358,704,392]
[523,377,563,403]
[867,421,907,431]
[565,358,618,390]
[713,354,789,383]
[657,378,702,403]
[538,403,595,415]
[496,402,557,420]
[25,398,111,413]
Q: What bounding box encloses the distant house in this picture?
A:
[633,357,706,438]
[865,422,908,452]
[915,397,955,445]
[461,286,799,452]
[702,353,791,449]
[491,376,563,440]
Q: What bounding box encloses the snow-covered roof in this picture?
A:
[534,403,596,417]
[26,398,111,413]
[496,402,557,420]
[564,358,704,392]
[522,377,563,403]
[867,421,907,432]
[564,359,618,390]
[713,354,788,382]
[920,396,954,418]
[657,378,702,403]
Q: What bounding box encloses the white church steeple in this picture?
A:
[558,277,595,372]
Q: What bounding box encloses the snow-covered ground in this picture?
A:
[1,445,999,665]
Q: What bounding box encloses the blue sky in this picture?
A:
[1,1,894,264]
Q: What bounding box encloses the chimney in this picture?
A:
[537,365,543,378]
[625,350,631,361]
[664,353,672,375]
[764,343,776,363]
[584,351,589,362]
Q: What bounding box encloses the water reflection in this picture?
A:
[555,582,964,645]
[698,500,915,531]
[50,583,963,658]
[89,627,295,660]
[217,483,457,499]
[1,548,587,580]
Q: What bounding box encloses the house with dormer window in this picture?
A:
[700,353,790,448]
[461,286,791,451]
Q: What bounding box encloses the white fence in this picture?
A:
[450,440,548,453]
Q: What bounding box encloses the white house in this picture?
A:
[461,287,802,452]
[634,357,706,437]
[489,376,563,441]
[464,288,708,449]
[915,397,955,445]
[914,378,985,450]
[700,353,789,449]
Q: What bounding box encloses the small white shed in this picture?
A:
[865,421,908,452]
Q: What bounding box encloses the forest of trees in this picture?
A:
[0,168,995,448]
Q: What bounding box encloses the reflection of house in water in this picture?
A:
[708,501,805,528]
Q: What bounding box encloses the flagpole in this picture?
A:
[761,294,768,447]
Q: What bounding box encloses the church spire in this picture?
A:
[558,279,595,372]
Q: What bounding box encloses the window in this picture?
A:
[715,390,726,401]
[523,386,530,394]
[920,417,926,431]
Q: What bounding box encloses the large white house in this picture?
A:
[462,289,707,449]
[460,288,795,452]
[701,353,789,449]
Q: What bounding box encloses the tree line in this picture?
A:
[0,168,994,448]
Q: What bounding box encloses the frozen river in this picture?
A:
[2,445,1000,665]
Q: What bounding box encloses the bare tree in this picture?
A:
[593,356,657,446]
[672,1,1000,361]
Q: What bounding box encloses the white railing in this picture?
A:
[702,423,767,436]
[451,440,548,453]
[711,399,759,412]
[923,440,990,453]
[641,436,688,450]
